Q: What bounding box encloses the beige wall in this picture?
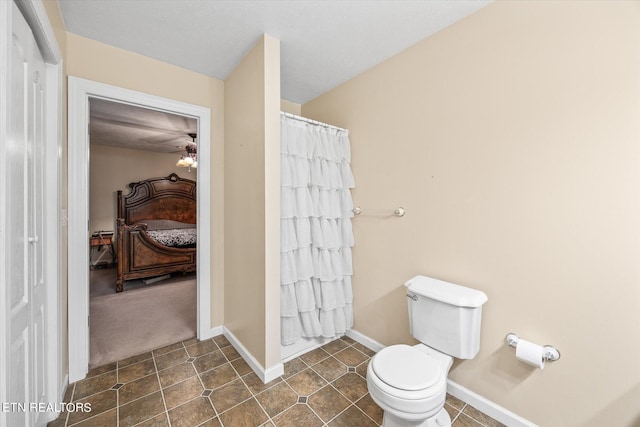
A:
[303,2,640,426]
[89,144,197,233]
[281,99,301,115]
[67,34,212,107]
[224,35,281,370]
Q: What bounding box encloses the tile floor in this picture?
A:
[49,335,504,427]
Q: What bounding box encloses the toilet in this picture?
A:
[367,275,488,427]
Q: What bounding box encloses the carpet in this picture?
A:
[89,279,196,368]
[90,266,196,297]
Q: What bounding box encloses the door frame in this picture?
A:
[0,0,62,420]
[67,77,212,383]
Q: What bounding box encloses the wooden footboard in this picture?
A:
[116,220,196,292]
[115,174,198,292]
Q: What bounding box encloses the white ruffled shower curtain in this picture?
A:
[280,114,355,346]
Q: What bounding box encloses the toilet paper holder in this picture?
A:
[505,333,561,362]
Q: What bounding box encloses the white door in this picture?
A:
[3,3,49,426]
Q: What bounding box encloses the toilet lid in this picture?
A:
[372,345,441,391]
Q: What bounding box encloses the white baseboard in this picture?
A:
[281,330,383,363]
[346,328,536,427]
[446,381,538,427]
[346,328,385,352]
[223,327,284,383]
[60,374,69,401]
[44,374,70,424]
[202,325,224,340]
[263,362,285,383]
[281,336,334,363]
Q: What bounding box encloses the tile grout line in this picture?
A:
[329,340,382,425]
[165,394,219,426]
[65,386,116,427]
[238,365,292,427]
[279,369,323,424]
[280,371,327,426]
[268,379,300,421]
[287,343,350,424]
[65,383,75,427]
[211,336,256,426]
[310,362,365,407]
[313,385,351,426]
[194,338,222,425]
[353,394,384,426]
[208,340,228,427]
[322,402,356,426]
[70,368,120,402]
[249,389,276,427]
[116,359,120,427]
[324,382,371,425]
[153,342,172,427]
[306,400,331,426]
[467,404,498,427]
[219,337,250,425]
[452,402,466,424]
[81,371,155,411]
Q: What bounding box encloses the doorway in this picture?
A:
[87,98,199,367]
[68,78,212,383]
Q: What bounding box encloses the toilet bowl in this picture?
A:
[367,344,453,427]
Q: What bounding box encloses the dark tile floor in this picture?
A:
[49,335,504,427]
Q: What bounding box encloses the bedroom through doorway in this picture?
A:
[87,99,199,368]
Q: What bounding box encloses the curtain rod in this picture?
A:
[280,111,347,133]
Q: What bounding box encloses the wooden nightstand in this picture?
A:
[90,231,115,269]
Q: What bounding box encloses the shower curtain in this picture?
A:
[280,114,355,346]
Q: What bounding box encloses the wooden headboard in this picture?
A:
[117,173,196,225]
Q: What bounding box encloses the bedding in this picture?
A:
[146,227,196,247]
[136,219,196,247]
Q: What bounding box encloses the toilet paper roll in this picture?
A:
[515,338,545,369]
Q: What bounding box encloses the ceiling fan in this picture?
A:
[176,132,197,171]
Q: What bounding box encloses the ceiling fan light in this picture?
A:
[177,134,198,168]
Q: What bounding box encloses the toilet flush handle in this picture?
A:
[406,294,418,301]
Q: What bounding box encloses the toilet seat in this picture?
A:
[372,345,441,391]
[367,344,448,421]
[368,346,446,403]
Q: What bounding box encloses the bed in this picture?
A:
[116,173,197,292]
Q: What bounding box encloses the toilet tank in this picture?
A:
[405,275,488,359]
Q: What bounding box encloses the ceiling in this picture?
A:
[59,0,492,105]
[90,98,197,153]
